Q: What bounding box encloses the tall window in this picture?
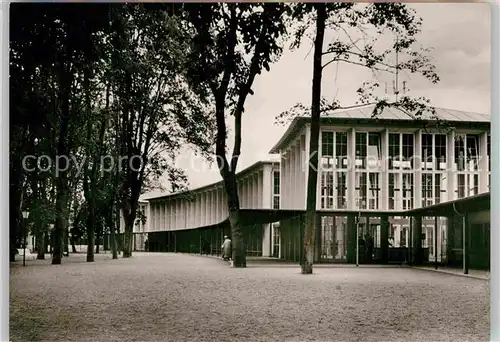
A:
[455,135,465,171]
[336,132,348,169]
[487,134,491,172]
[273,171,280,209]
[434,174,441,204]
[367,133,381,169]
[474,174,479,195]
[457,174,466,199]
[356,132,381,170]
[321,172,334,209]
[466,135,479,170]
[402,174,414,210]
[322,131,348,169]
[455,134,480,171]
[355,133,367,169]
[402,134,414,169]
[368,173,380,209]
[389,133,400,169]
[422,174,433,207]
[355,172,368,209]
[336,172,347,209]
[435,134,447,170]
[421,134,433,170]
[389,173,396,210]
[389,133,414,169]
[427,226,434,256]
[321,132,334,169]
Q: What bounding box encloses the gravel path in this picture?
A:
[10,252,489,342]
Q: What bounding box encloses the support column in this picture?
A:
[434,216,438,269]
[414,129,422,208]
[447,129,456,201]
[380,215,389,264]
[346,214,356,263]
[262,223,271,257]
[381,129,389,210]
[408,217,413,266]
[479,131,489,193]
[463,214,470,274]
[446,216,455,266]
[314,213,322,262]
[412,215,423,265]
[347,128,356,209]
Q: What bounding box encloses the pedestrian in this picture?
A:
[221,235,231,261]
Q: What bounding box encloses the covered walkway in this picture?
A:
[121,193,489,274]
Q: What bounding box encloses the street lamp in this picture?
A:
[22,211,29,267]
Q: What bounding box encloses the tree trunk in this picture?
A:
[52,180,69,264]
[122,215,134,258]
[301,4,326,275]
[71,236,77,253]
[36,224,45,260]
[223,172,245,267]
[95,227,100,254]
[111,220,118,260]
[86,208,95,262]
[52,66,72,265]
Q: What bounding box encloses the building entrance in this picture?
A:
[320,216,347,262]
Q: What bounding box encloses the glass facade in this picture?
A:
[318,128,488,211]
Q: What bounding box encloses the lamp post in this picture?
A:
[22,211,29,267]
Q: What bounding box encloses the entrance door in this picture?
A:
[321,216,347,262]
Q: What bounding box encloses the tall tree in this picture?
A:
[182,3,290,267]
[280,3,440,274]
[109,4,213,258]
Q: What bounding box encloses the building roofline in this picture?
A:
[145,159,280,202]
[269,105,490,154]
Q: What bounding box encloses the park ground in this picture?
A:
[10,253,489,342]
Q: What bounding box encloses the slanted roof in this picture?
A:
[405,192,490,217]
[269,105,490,153]
[145,160,279,202]
[322,104,490,122]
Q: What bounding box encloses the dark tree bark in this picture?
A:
[301,4,327,274]
[52,69,72,265]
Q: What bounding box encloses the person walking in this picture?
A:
[221,235,232,261]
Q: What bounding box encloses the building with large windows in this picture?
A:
[121,105,490,269]
[269,105,490,265]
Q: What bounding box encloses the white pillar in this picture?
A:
[304,126,311,210]
[381,129,389,210]
[256,171,262,208]
[204,192,209,226]
[348,128,356,209]
[263,165,272,209]
[414,130,422,208]
[281,153,286,209]
[295,142,300,209]
[161,200,170,230]
[447,129,456,201]
[249,176,254,209]
[262,223,271,257]
[157,202,162,231]
[300,134,306,210]
[207,191,212,225]
[479,131,489,193]
[169,199,174,230]
[290,143,296,209]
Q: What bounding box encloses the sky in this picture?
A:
[142,3,491,199]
